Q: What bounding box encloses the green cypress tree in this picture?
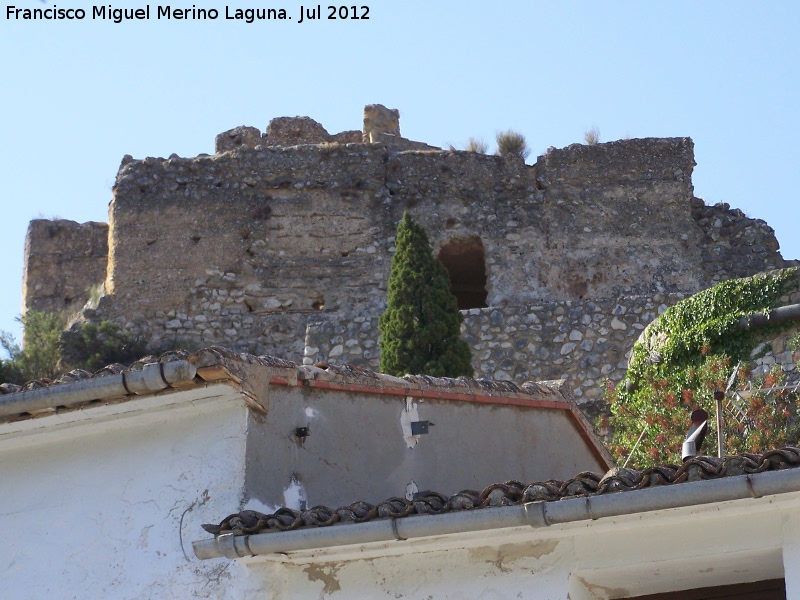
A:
[378,212,473,378]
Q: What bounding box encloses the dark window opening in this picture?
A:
[437,236,488,310]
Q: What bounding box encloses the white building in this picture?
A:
[0,347,612,599]
[4,346,799,599]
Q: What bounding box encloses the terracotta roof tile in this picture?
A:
[0,346,569,402]
[201,447,800,536]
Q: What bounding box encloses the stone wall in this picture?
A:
[22,219,108,318]
[89,135,786,358]
[303,283,800,424]
[751,330,800,383]
[102,144,394,358]
[303,294,686,421]
[691,199,789,284]
[748,283,800,385]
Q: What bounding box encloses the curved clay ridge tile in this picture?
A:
[202,447,800,536]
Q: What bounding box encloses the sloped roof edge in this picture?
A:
[194,447,800,561]
[0,346,612,467]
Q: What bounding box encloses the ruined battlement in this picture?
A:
[214,103,438,154]
[22,219,108,318]
[21,105,791,411]
[107,135,706,316]
[535,137,694,185]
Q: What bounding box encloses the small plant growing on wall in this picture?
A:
[378,212,473,378]
[584,126,600,145]
[495,130,530,160]
[464,137,488,154]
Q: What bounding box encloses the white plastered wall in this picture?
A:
[0,385,250,600]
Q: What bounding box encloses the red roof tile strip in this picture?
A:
[202,447,800,536]
[0,346,563,398]
[0,346,578,420]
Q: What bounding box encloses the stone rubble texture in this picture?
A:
[747,287,800,386]
[363,103,401,142]
[23,219,109,318]
[22,105,796,418]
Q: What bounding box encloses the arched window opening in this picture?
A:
[437,236,488,310]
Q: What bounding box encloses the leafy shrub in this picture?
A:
[495,130,530,160]
[607,268,800,468]
[59,320,147,372]
[0,359,24,386]
[726,365,798,455]
[0,311,66,383]
[0,311,173,385]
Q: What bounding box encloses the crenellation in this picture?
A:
[362,103,400,142]
[535,137,695,186]
[22,219,108,320]
[263,115,361,147]
[214,125,263,153]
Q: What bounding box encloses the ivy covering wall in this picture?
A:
[606,268,800,468]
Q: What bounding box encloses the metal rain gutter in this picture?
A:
[193,467,800,560]
[0,360,198,419]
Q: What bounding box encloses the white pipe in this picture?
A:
[193,468,800,560]
[622,425,648,469]
[0,360,197,419]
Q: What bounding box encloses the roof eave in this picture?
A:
[192,467,800,561]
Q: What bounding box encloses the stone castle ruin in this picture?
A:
[22,105,792,418]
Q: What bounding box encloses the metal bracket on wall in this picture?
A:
[410,420,434,435]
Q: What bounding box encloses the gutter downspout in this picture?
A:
[0,360,197,419]
[193,467,800,560]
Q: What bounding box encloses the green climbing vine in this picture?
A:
[605,268,800,468]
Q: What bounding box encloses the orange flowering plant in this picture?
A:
[606,269,799,469]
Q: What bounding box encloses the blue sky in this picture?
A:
[1,1,798,350]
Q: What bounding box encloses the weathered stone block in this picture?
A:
[265,116,332,146]
[215,126,263,153]
[363,103,400,142]
[22,219,108,322]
